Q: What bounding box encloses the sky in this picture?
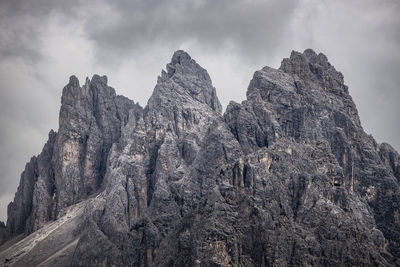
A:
[0,0,399,222]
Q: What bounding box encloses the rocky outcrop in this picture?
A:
[379,143,400,182]
[2,49,400,266]
[53,74,135,213]
[70,50,239,266]
[222,49,400,265]
[5,75,135,238]
[225,49,400,263]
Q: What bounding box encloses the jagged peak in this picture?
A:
[170,50,191,66]
[165,50,205,79]
[153,50,222,113]
[66,74,108,90]
[287,49,328,63]
[48,129,57,140]
[68,75,80,87]
[62,74,113,101]
[62,76,83,105]
[91,74,108,85]
[279,48,346,96]
[60,74,119,135]
[282,48,331,71]
[303,48,317,58]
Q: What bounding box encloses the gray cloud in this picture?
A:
[0,0,399,221]
[0,0,86,61]
[84,0,298,63]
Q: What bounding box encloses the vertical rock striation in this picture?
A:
[70,50,240,266]
[2,49,400,266]
[6,75,135,237]
[53,74,133,213]
[224,49,400,264]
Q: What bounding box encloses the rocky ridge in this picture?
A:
[1,49,399,266]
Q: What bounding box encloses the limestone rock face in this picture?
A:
[2,49,400,266]
[6,75,135,237]
[53,74,134,213]
[70,51,240,266]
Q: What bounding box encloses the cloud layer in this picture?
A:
[0,0,399,221]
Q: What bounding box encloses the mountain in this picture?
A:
[1,49,399,266]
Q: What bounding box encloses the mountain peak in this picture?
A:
[166,50,190,78]
[166,50,199,78]
[170,49,191,64]
[91,74,108,85]
[68,75,80,87]
[280,49,347,97]
[281,49,332,72]
[153,50,222,113]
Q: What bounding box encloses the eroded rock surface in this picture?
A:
[6,75,135,237]
[2,49,400,266]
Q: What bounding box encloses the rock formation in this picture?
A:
[6,75,135,236]
[1,49,399,266]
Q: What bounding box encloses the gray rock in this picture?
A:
[53,74,134,213]
[0,222,6,245]
[2,49,400,266]
[6,75,135,238]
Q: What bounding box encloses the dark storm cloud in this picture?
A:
[0,0,85,61]
[0,0,399,221]
[0,0,299,64]
[83,0,298,63]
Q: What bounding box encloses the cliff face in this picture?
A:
[6,75,135,236]
[1,49,400,266]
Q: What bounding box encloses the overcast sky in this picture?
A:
[0,0,399,222]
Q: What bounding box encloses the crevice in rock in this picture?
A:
[146,143,161,206]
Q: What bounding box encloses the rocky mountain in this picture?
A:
[1,49,399,266]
